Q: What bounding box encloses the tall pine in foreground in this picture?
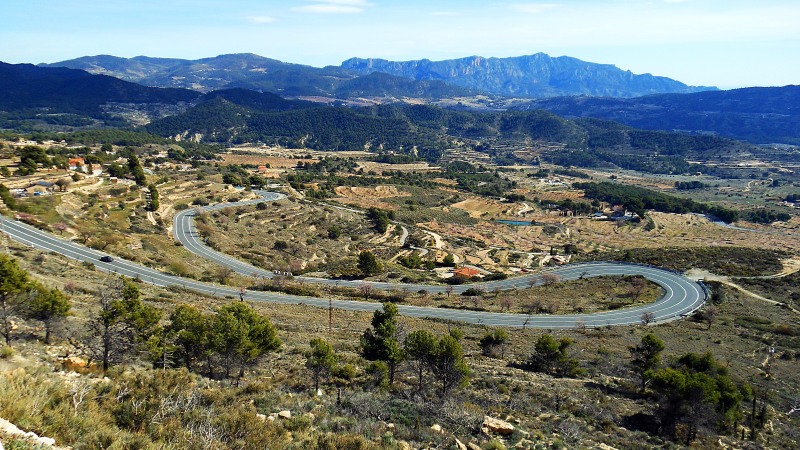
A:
[361,303,404,385]
[630,333,665,392]
[26,282,71,344]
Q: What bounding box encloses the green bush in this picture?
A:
[484,439,508,450]
[0,345,14,359]
[333,363,357,382]
[365,361,389,388]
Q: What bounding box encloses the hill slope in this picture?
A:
[341,53,714,98]
[0,62,200,115]
[516,85,800,144]
[144,95,750,172]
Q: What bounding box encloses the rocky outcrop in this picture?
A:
[482,415,515,435]
[0,417,61,449]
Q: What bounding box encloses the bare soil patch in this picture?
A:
[451,198,510,219]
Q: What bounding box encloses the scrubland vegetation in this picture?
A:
[0,242,798,449]
[0,125,798,449]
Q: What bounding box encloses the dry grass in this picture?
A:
[404,275,662,315]
[199,198,391,275]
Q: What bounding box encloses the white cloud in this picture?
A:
[246,15,275,24]
[316,0,371,4]
[293,0,373,14]
[510,3,559,14]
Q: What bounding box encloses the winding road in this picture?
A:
[0,191,706,328]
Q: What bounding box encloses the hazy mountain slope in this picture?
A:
[38,54,188,80]
[43,53,477,99]
[333,72,477,99]
[40,53,307,91]
[341,53,714,98]
[516,85,800,144]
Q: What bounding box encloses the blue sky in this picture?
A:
[2,0,798,89]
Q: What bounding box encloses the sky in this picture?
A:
[2,0,798,89]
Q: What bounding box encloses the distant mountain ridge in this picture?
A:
[341,53,715,98]
[515,85,800,144]
[41,53,477,99]
[7,58,798,146]
[0,60,763,173]
[43,52,713,100]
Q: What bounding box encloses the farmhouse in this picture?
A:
[68,157,85,171]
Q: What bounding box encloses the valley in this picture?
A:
[0,46,799,449]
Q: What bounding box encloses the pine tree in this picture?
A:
[167,304,213,373]
[26,282,71,344]
[361,303,404,385]
[630,333,665,392]
[306,338,338,392]
[404,329,437,392]
[84,278,162,371]
[527,334,583,377]
[127,154,146,186]
[0,254,30,346]
[652,352,744,444]
[430,334,469,396]
[357,250,381,277]
[479,329,509,358]
[211,302,281,380]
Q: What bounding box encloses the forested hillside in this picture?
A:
[518,85,800,144]
[144,96,750,172]
[0,62,199,114]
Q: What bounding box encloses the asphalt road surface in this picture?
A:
[0,191,706,328]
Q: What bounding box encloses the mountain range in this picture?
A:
[40,53,476,100]
[43,52,712,99]
[0,59,783,175]
[1,54,797,147]
[341,53,714,98]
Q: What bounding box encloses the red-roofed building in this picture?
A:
[68,157,85,171]
[454,267,480,278]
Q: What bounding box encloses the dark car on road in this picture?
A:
[99,255,113,263]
